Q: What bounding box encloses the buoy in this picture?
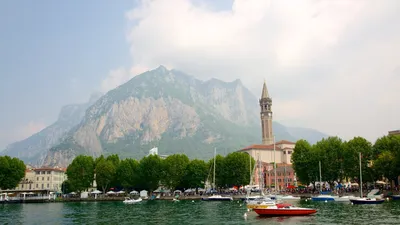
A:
[192,200,194,202]
[386,197,389,201]
[305,199,308,202]
[325,200,328,203]
[237,201,240,203]
[239,204,242,207]
[247,208,250,212]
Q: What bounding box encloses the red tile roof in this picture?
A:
[33,167,66,172]
[275,140,296,145]
[239,144,282,151]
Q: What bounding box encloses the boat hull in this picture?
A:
[254,208,317,217]
[201,197,233,201]
[350,199,384,204]
[392,195,400,200]
[311,197,335,202]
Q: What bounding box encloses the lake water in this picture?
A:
[1,200,400,224]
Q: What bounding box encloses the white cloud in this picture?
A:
[118,0,400,142]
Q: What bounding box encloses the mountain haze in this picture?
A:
[1,93,102,165]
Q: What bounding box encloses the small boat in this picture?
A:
[350,198,384,205]
[123,197,143,204]
[335,196,354,202]
[311,195,337,202]
[392,195,400,200]
[279,195,301,200]
[253,205,317,217]
[201,195,233,201]
[172,198,180,202]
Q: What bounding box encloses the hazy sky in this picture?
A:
[1,0,399,149]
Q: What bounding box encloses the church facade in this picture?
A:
[237,80,297,189]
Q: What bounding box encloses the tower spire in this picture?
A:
[261,79,269,99]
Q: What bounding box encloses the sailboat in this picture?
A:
[202,148,233,201]
[311,161,338,202]
[350,153,384,205]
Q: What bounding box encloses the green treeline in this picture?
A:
[291,135,400,188]
[0,156,26,190]
[64,152,255,193]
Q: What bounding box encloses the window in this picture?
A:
[283,151,286,155]
[288,151,292,154]
[37,177,39,181]
[36,171,40,175]
[47,177,50,181]
[47,171,51,174]
[36,184,38,188]
[41,184,44,189]
[22,184,24,189]
[47,184,49,188]
[288,172,291,176]
[42,177,44,181]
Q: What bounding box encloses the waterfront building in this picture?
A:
[14,167,67,192]
[389,130,400,137]
[237,80,297,188]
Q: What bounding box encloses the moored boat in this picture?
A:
[392,195,400,200]
[201,195,233,201]
[253,205,317,217]
[335,196,354,202]
[123,197,143,204]
[350,198,384,205]
[311,195,337,202]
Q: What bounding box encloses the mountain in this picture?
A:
[41,66,327,167]
[1,93,102,165]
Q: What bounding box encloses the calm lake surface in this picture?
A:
[1,200,400,225]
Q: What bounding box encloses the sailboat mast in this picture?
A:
[319,161,322,192]
[274,136,277,191]
[359,152,363,198]
[213,147,216,190]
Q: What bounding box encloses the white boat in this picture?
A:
[335,196,354,202]
[202,148,233,202]
[123,197,143,204]
[202,195,233,201]
[279,195,301,200]
[172,198,180,202]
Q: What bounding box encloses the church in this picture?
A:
[237,81,297,189]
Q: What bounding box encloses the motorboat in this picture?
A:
[253,205,317,217]
[201,195,233,201]
[350,198,385,205]
[279,195,301,200]
[311,195,337,202]
[335,196,354,202]
[123,197,143,204]
[241,195,264,201]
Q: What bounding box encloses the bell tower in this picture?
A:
[260,80,273,145]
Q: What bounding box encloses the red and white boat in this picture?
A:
[253,205,317,217]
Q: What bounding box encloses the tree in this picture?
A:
[61,180,74,194]
[373,151,398,186]
[137,154,163,192]
[342,137,374,183]
[314,137,344,185]
[162,154,190,190]
[0,156,26,190]
[116,158,139,190]
[95,158,116,193]
[106,154,120,188]
[223,152,255,187]
[291,140,319,186]
[66,155,94,192]
[373,135,400,187]
[181,159,208,192]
